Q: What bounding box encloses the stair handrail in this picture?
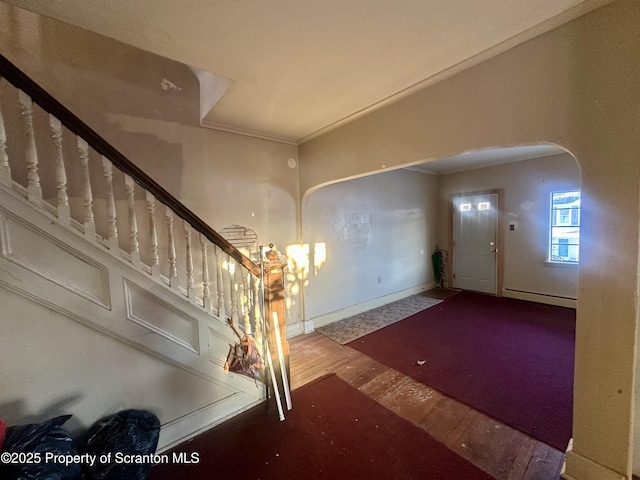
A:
[0,53,260,277]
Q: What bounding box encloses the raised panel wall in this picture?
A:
[0,186,264,451]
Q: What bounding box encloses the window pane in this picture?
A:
[551,226,580,241]
[552,191,581,208]
[571,208,579,225]
[552,207,579,226]
[549,190,580,263]
[558,238,569,257]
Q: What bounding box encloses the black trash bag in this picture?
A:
[78,409,160,480]
[0,414,81,480]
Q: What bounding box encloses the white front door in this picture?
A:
[453,193,498,294]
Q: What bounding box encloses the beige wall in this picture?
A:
[302,168,437,322]
[437,153,580,300]
[0,284,223,438]
[300,1,640,477]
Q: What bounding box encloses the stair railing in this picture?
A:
[0,53,281,346]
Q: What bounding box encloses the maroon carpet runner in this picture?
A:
[149,374,493,480]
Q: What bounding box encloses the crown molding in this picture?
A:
[200,120,298,146]
[403,166,438,175]
[298,0,614,145]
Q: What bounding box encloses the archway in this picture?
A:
[300,143,581,327]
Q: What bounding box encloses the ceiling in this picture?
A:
[3,0,610,147]
[407,144,568,175]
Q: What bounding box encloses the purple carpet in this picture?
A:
[348,292,576,451]
[149,374,493,480]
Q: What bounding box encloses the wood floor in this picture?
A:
[289,289,566,480]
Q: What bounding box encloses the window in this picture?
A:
[549,190,580,263]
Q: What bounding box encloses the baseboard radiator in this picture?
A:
[502,288,576,309]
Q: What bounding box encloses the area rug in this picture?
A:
[149,374,493,480]
[348,292,576,451]
[316,294,443,344]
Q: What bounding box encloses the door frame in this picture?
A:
[448,189,504,296]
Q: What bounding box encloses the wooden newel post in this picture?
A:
[263,244,289,360]
[262,244,291,414]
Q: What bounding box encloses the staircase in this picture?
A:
[0,54,287,451]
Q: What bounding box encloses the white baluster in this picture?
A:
[216,246,225,318]
[77,137,96,238]
[254,276,263,346]
[124,174,140,265]
[146,191,160,277]
[228,255,239,327]
[242,269,251,334]
[101,156,119,252]
[18,90,42,206]
[184,220,195,299]
[49,115,70,225]
[0,87,12,187]
[200,233,211,311]
[165,206,178,289]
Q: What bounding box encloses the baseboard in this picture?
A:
[309,282,435,331]
[562,449,626,480]
[502,288,576,309]
[157,394,264,453]
[560,438,573,477]
[286,320,305,338]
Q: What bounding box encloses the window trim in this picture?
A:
[544,260,579,268]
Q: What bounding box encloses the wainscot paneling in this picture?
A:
[0,186,265,451]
